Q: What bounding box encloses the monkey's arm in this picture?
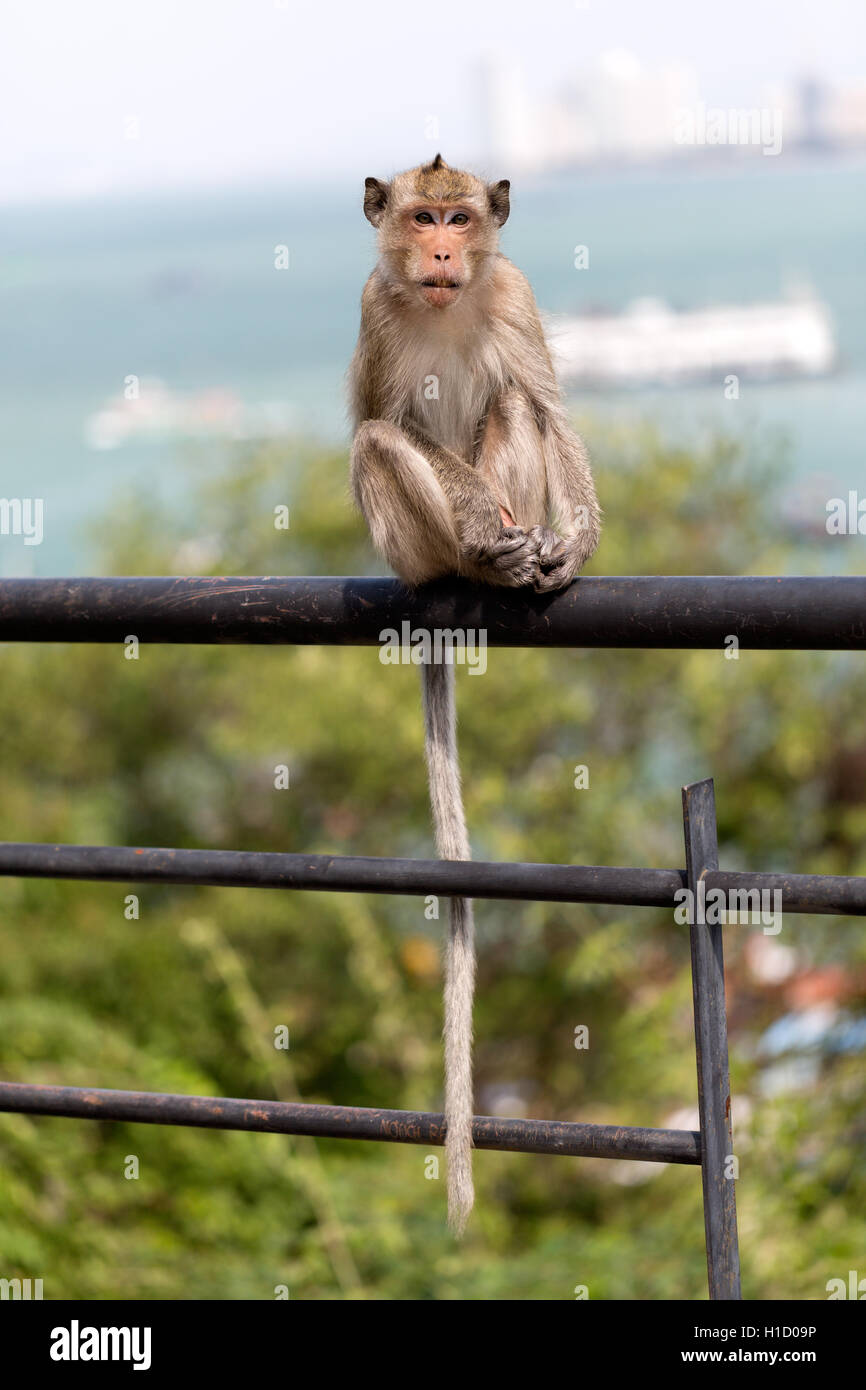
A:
[472,378,599,591]
[349,274,393,424]
[495,267,602,590]
[532,413,601,591]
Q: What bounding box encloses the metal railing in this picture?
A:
[0,574,863,1301]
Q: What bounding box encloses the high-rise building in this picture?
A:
[477,51,537,170]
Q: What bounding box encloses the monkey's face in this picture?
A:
[403,203,476,308]
[364,156,511,310]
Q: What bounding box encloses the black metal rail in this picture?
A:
[0,1084,701,1163]
[684,781,740,1299]
[0,574,864,647]
[0,574,863,1301]
[0,842,863,914]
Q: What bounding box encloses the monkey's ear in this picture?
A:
[363,177,390,227]
[487,179,510,226]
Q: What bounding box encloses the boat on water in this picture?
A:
[552,292,837,388]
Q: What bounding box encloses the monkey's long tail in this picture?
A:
[421,657,476,1235]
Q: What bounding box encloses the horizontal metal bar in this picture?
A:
[0,1083,701,1163]
[0,576,864,648]
[705,870,866,916]
[0,841,684,906]
[0,843,862,915]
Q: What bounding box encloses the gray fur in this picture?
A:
[422,659,476,1232]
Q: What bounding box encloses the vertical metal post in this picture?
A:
[682,778,741,1299]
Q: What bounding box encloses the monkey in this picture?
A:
[348,154,601,1233]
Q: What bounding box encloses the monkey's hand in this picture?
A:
[526,525,566,569]
[469,526,542,588]
[531,531,591,593]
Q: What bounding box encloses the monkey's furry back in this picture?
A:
[421,658,476,1233]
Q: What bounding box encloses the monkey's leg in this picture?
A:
[401,421,541,587]
[354,419,540,587]
[350,420,462,585]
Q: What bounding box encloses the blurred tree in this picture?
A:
[0,421,863,1299]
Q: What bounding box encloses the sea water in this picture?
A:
[1,156,863,573]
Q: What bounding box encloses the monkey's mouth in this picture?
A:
[420,277,461,305]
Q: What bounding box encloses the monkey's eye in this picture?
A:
[414,211,434,224]
[450,213,469,225]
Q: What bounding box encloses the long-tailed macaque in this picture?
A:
[349,154,601,1232]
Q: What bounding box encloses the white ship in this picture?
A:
[552,292,837,388]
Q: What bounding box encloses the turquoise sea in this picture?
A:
[1,157,864,573]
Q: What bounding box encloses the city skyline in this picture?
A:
[481,52,866,171]
[1,0,865,203]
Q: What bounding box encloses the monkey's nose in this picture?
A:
[434,252,450,262]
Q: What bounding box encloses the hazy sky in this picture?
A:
[1,0,864,202]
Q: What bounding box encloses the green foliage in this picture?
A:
[0,421,863,1299]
